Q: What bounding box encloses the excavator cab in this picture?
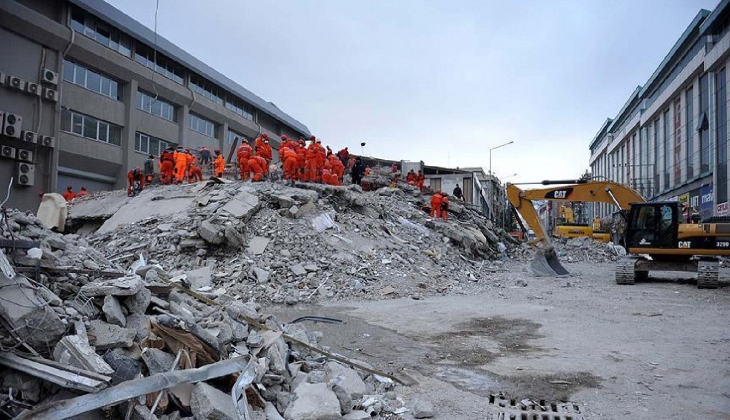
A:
[625,202,681,252]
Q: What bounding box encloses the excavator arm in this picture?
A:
[506,181,644,276]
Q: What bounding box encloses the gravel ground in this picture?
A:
[271,260,730,419]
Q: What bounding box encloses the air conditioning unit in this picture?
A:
[2,113,23,138]
[39,135,55,148]
[8,76,26,91]
[1,146,15,159]
[25,82,41,96]
[20,130,37,144]
[0,72,6,86]
[17,149,33,163]
[42,87,58,102]
[42,68,58,85]
[16,162,35,186]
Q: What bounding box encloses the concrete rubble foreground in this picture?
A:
[0,177,521,419]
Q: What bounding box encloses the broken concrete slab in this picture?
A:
[247,236,270,256]
[412,394,434,419]
[142,348,176,375]
[125,313,150,342]
[123,287,151,314]
[198,220,224,245]
[79,276,144,297]
[102,295,126,327]
[190,382,237,420]
[185,266,213,290]
[88,320,135,350]
[253,267,270,283]
[284,382,342,420]
[53,335,114,375]
[93,188,195,235]
[221,190,259,219]
[102,349,141,384]
[342,410,370,420]
[290,264,307,276]
[326,361,369,399]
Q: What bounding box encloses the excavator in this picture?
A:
[507,180,730,288]
[555,204,610,242]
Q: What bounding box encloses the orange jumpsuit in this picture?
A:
[416,173,425,191]
[440,195,449,221]
[248,156,264,181]
[430,193,443,218]
[257,155,269,176]
[160,150,175,184]
[316,144,326,181]
[62,190,76,201]
[260,143,273,165]
[214,154,225,177]
[283,148,299,180]
[254,135,266,152]
[305,143,319,182]
[330,174,341,186]
[173,151,187,183]
[188,164,203,183]
[334,159,345,181]
[407,172,417,184]
[321,169,333,185]
[237,144,252,180]
[127,169,145,195]
[295,144,307,180]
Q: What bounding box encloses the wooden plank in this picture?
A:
[18,356,253,420]
[0,353,108,393]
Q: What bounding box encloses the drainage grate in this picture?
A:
[487,394,584,420]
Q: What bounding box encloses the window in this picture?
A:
[190,74,223,105]
[135,132,173,156]
[225,98,254,121]
[699,73,710,173]
[135,43,184,84]
[686,87,694,179]
[136,90,176,121]
[716,68,728,204]
[227,129,245,145]
[61,108,121,145]
[63,59,120,100]
[663,109,670,190]
[189,113,215,137]
[69,6,132,57]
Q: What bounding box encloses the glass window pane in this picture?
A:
[109,127,120,146]
[86,71,101,93]
[72,114,83,135]
[63,60,74,82]
[135,54,146,67]
[98,122,108,142]
[84,117,97,139]
[61,109,71,132]
[70,9,85,32]
[135,133,142,151]
[119,35,131,57]
[84,19,95,38]
[136,92,143,110]
[95,23,110,46]
[151,99,162,116]
[101,78,111,97]
[74,66,86,86]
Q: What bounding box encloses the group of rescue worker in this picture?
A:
[274,134,346,185]
[429,190,450,221]
[404,169,426,191]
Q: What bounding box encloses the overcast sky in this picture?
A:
[109,0,719,184]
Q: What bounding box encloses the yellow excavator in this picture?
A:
[507,180,730,288]
[555,205,610,242]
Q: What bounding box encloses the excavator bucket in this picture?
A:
[530,248,570,277]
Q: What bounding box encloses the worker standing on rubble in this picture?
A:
[255,132,268,152]
[62,186,76,201]
[199,146,211,171]
[236,140,252,180]
[453,184,463,200]
[127,167,145,196]
[159,147,175,184]
[295,139,307,181]
[305,136,319,182]
[173,147,187,184]
[316,139,326,183]
[282,146,299,182]
[406,169,417,185]
[185,148,195,179]
[430,191,443,219]
[352,157,365,186]
[416,170,425,191]
[440,193,450,221]
[260,138,273,165]
[213,149,225,178]
[144,154,155,185]
[337,147,349,167]
[76,186,89,198]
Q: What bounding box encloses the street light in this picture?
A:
[488,141,514,220]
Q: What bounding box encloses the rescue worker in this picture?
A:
[213,149,225,177]
[330,174,341,186]
[347,156,356,176]
[278,135,290,163]
[199,146,211,169]
[406,169,417,185]
[261,138,273,165]
[127,167,145,196]
[453,184,463,200]
[430,191,443,219]
[351,157,365,185]
[160,147,175,184]
[337,147,349,166]
[440,193,450,221]
[236,140,253,180]
[254,133,268,151]
[185,148,195,179]
[295,140,307,181]
[144,154,155,185]
[173,147,187,183]
[305,137,319,182]
[248,148,265,181]
[62,186,76,202]
[364,166,372,176]
[332,155,345,181]
[76,186,89,198]
[416,170,425,191]
[282,146,299,182]
[188,162,203,183]
[321,168,333,185]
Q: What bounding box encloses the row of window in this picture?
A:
[134,43,185,84]
[70,5,132,57]
[225,98,254,121]
[63,59,120,100]
[190,74,224,105]
[135,132,175,156]
[189,113,216,137]
[136,90,176,122]
[60,108,121,146]
[227,129,245,145]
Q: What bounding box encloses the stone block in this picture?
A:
[284,382,342,420]
[79,276,144,297]
[88,320,135,350]
[102,295,126,327]
[190,382,237,420]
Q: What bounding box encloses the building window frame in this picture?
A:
[136,90,176,122]
[135,132,173,156]
[63,59,121,100]
[60,108,121,146]
[68,5,132,57]
[189,113,216,137]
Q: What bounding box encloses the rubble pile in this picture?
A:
[554,237,624,263]
[75,180,512,304]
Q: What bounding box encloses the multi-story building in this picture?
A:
[589,1,730,221]
[0,0,310,211]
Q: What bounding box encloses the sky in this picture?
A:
[109,0,720,184]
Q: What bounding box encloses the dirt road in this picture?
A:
[272,261,730,419]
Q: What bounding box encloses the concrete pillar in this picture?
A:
[179,104,189,148]
[117,78,137,190]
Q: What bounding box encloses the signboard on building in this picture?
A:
[700,183,714,220]
[688,188,701,210]
[718,202,729,217]
[678,193,688,204]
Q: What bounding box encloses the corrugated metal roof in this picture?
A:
[69,0,311,136]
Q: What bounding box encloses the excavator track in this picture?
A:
[697,260,720,289]
[615,258,637,285]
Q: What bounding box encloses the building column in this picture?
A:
[221,122,228,154]
[179,105,189,148]
[117,78,137,190]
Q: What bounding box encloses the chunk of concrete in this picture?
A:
[79,276,144,297]
[290,264,307,276]
[53,335,114,375]
[198,220,225,245]
[412,394,435,418]
[102,349,141,384]
[102,295,126,327]
[125,313,149,341]
[284,382,342,420]
[190,382,236,420]
[88,320,135,350]
[326,361,369,399]
[123,287,152,314]
[247,236,270,255]
[253,267,270,283]
[294,201,316,219]
[343,411,370,420]
[141,348,176,375]
[330,383,353,414]
[185,266,213,291]
[221,191,259,218]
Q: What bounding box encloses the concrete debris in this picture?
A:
[284,382,342,420]
[412,394,435,418]
[102,295,126,327]
[88,320,136,350]
[79,276,144,297]
[190,382,237,420]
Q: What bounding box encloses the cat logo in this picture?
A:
[553,190,567,199]
[678,241,691,249]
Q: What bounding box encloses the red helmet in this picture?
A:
[214,149,221,153]
[262,133,269,139]
[309,135,316,141]
[281,135,287,140]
